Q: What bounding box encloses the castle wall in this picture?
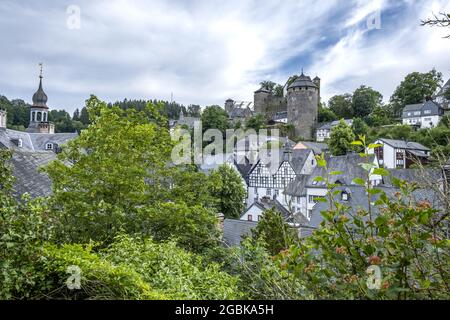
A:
[254,92,287,120]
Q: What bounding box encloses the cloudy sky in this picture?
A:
[0,0,449,113]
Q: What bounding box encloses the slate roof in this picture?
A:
[379,138,430,151]
[223,219,258,246]
[290,149,313,174]
[0,128,77,152]
[294,141,328,155]
[234,160,253,180]
[288,73,318,90]
[382,168,443,187]
[11,151,56,199]
[403,100,443,117]
[306,153,376,187]
[285,174,309,196]
[309,185,445,230]
[254,87,271,93]
[403,103,423,113]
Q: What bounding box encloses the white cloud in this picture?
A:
[311,0,450,103]
[0,0,448,112]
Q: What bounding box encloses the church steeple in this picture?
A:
[27,63,54,134]
[32,63,48,108]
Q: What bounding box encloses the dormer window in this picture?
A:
[341,192,349,201]
[46,143,53,150]
[18,139,23,148]
[424,110,431,114]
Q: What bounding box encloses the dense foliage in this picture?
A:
[328,119,356,156]
[209,164,246,219]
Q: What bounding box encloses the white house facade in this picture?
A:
[402,100,445,129]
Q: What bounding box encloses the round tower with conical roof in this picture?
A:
[26,64,54,134]
[287,71,319,140]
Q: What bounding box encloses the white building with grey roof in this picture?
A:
[402,100,445,129]
[370,138,430,169]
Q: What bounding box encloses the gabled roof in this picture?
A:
[306,153,376,187]
[309,184,445,230]
[0,128,77,152]
[285,174,309,196]
[290,149,313,174]
[382,168,443,187]
[223,219,257,246]
[403,100,443,115]
[294,141,328,155]
[11,151,56,199]
[403,103,423,112]
[378,138,430,151]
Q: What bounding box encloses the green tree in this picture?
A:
[328,94,353,119]
[72,108,80,121]
[209,164,246,219]
[390,70,443,116]
[274,84,284,97]
[352,117,369,137]
[318,104,338,123]
[251,209,299,256]
[43,96,173,243]
[352,85,383,118]
[328,119,356,156]
[278,141,450,299]
[366,105,394,127]
[245,114,266,132]
[79,106,90,125]
[259,81,277,92]
[201,105,229,133]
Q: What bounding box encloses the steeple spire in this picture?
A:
[32,63,48,108]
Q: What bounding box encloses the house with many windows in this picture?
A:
[285,153,382,221]
[246,141,316,207]
[371,138,430,169]
[402,100,445,128]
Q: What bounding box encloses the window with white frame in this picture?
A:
[46,143,53,150]
[266,188,271,196]
[18,139,23,148]
[424,110,431,114]
[341,192,348,201]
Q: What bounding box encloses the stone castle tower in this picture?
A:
[26,65,55,134]
[287,72,319,140]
